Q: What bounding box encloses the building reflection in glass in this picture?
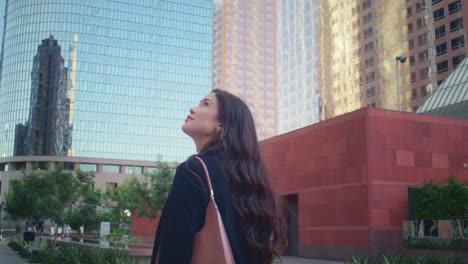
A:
[14,35,72,156]
[0,1,213,162]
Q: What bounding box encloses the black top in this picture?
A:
[150,150,249,264]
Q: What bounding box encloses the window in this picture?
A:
[437,60,449,73]
[408,23,413,33]
[435,25,446,38]
[63,162,74,171]
[450,18,463,32]
[125,166,142,174]
[409,56,416,65]
[364,27,373,38]
[79,163,97,172]
[451,35,465,50]
[412,89,418,100]
[408,39,414,49]
[367,86,376,98]
[452,54,465,68]
[147,167,159,173]
[363,12,373,24]
[363,0,371,10]
[420,67,429,79]
[416,1,425,12]
[421,86,428,97]
[436,43,447,56]
[366,71,375,82]
[411,71,417,83]
[433,8,444,21]
[417,17,426,28]
[448,0,462,14]
[354,33,361,43]
[352,6,359,15]
[365,56,374,68]
[352,19,360,28]
[354,48,361,57]
[432,0,442,5]
[407,7,413,17]
[365,41,374,53]
[103,164,120,173]
[418,33,428,46]
[419,50,429,62]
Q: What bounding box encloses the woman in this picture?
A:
[151,89,287,264]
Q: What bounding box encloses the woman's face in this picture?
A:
[182,93,222,140]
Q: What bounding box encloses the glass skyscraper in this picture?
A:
[0,0,213,162]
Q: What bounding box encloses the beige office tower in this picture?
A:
[213,0,277,140]
[277,0,467,133]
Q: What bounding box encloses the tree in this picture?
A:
[104,161,175,222]
[415,176,468,218]
[4,164,99,226]
[144,162,175,217]
[65,169,106,231]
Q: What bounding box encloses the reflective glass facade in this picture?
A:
[213,0,277,140]
[0,0,213,162]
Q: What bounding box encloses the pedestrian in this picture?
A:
[65,225,71,239]
[57,226,63,239]
[151,89,288,264]
[79,224,84,237]
[0,228,3,241]
[50,225,55,238]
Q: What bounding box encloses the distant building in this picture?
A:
[276,0,467,133]
[213,0,277,139]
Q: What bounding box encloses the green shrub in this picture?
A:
[40,248,63,264]
[436,256,464,264]
[405,239,467,251]
[107,248,129,263]
[377,256,406,264]
[86,247,108,264]
[346,256,375,264]
[407,256,437,264]
[414,176,468,218]
[30,249,48,263]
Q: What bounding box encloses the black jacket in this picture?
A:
[151,150,249,263]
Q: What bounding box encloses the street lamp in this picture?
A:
[395,56,407,111]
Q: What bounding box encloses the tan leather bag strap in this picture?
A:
[193,156,235,264]
[194,156,215,201]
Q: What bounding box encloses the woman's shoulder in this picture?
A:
[174,156,208,191]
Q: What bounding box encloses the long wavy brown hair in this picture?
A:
[201,89,288,264]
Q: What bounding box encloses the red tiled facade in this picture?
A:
[260,108,468,259]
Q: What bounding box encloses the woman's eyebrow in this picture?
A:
[200,98,213,103]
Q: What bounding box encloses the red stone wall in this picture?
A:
[260,108,468,259]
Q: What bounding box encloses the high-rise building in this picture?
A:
[213,0,277,139]
[277,0,467,133]
[406,0,466,112]
[0,0,213,162]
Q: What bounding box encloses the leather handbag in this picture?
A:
[191,156,235,264]
[155,156,236,264]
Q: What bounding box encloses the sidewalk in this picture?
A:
[0,240,29,264]
[282,256,345,264]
